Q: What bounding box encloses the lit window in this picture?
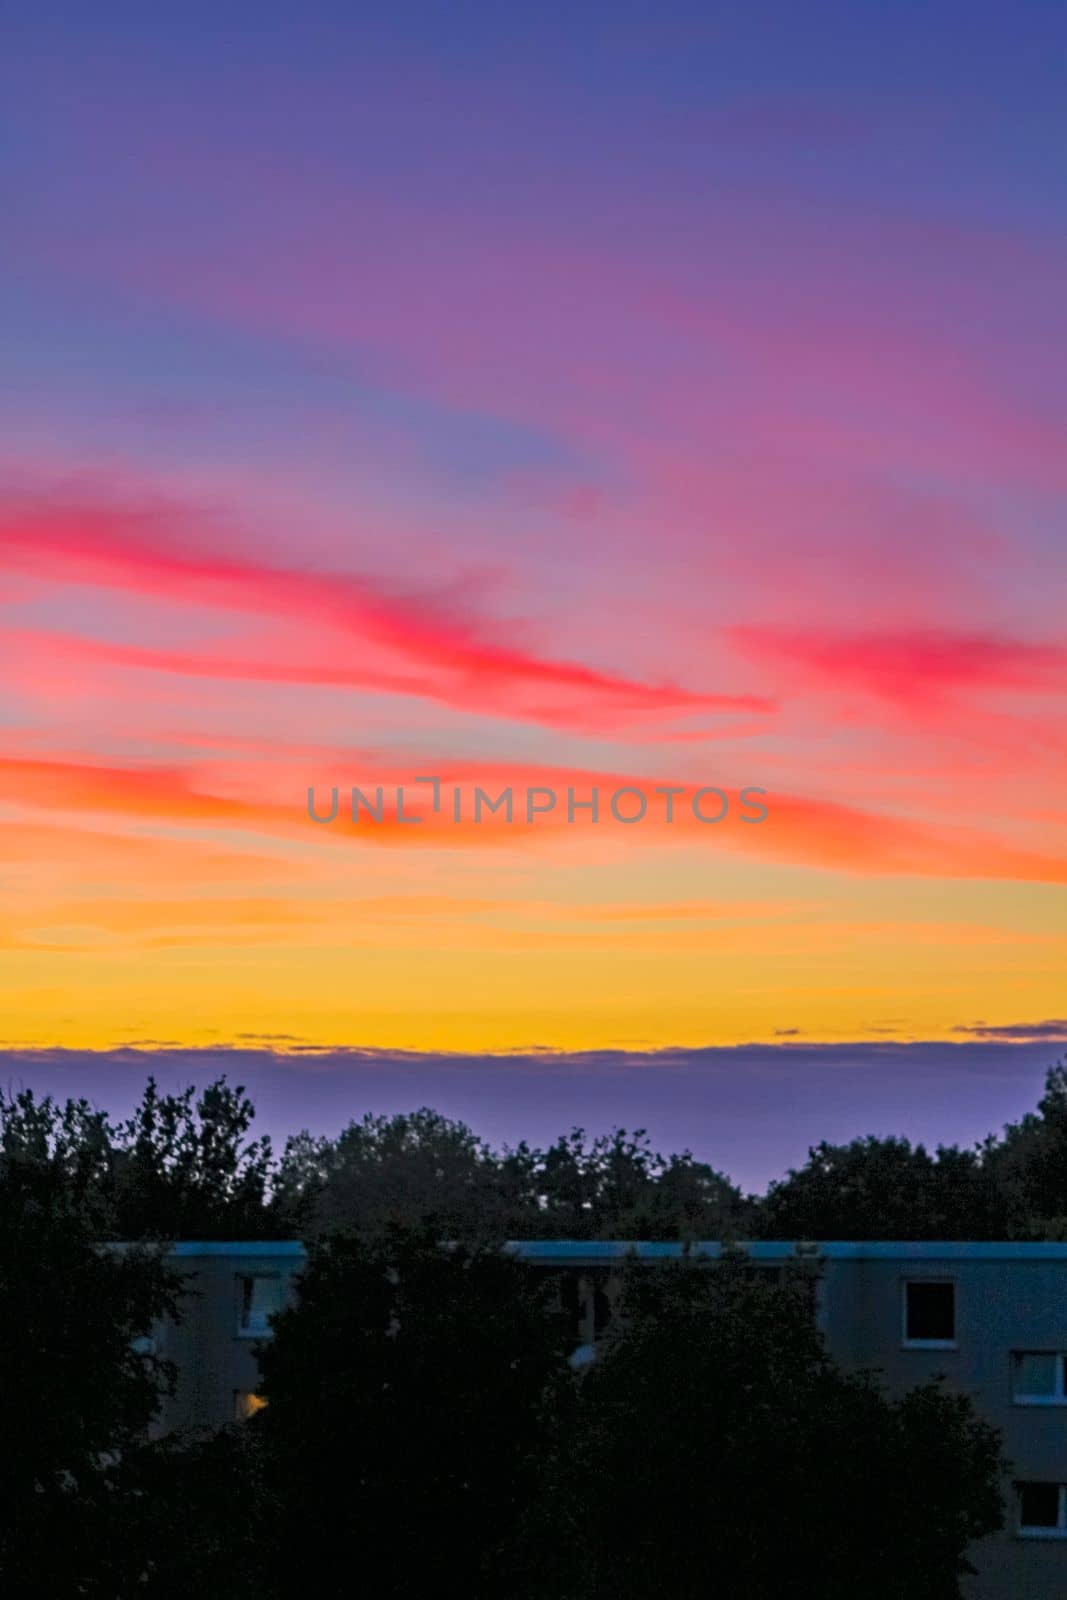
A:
[234,1391,269,1421]
[902,1280,956,1348]
[1019,1483,1067,1538]
[1013,1352,1067,1405]
[236,1274,286,1337]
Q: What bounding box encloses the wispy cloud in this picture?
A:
[953,1020,1067,1042]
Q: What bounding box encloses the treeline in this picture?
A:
[4,1067,1038,1596]
[8,1064,1063,1595]
[1,1214,1004,1600]
[3,1057,1067,1242]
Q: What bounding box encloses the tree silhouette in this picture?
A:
[0,1095,179,1597]
[253,1227,575,1598]
[511,1253,1004,1600]
[758,1135,1010,1240]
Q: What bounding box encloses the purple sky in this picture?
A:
[5,1037,1065,1193]
[2,4,1064,1147]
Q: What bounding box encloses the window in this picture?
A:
[234,1391,269,1421]
[592,1281,613,1338]
[1013,1352,1067,1405]
[236,1274,286,1338]
[1018,1483,1067,1538]
[902,1280,956,1347]
[546,1272,584,1343]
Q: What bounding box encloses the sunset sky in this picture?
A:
[2,4,1065,1174]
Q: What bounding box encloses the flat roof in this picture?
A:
[504,1241,1067,1263]
[158,1240,1067,1263]
[167,1240,307,1257]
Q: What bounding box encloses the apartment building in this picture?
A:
[154,1240,1067,1598]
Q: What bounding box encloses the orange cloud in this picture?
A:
[2,751,1064,885]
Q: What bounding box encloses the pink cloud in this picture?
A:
[731,625,1067,708]
[0,492,771,734]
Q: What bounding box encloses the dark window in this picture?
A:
[548,1271,584,1344]
[905,1281,955,1342]
[236,1274,285,1337]
[1012,1351,1062,1401]
[592,1283,612,1337]
[1019,1483,1061,1530]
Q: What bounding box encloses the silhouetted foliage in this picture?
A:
[0,1077,282,1240]
[253,1228,576,1598]
[0,1104,179,1597]
[111,1076,278,1239]
[273,1107,524,1239]
[508,1125,748,1239]
[757,1135,1012,1241]
[276,1109,746,1241]
[17,1063,1067,1246]
[985,1058,1067,1237]
[510,1255,1005,1600]
[6,1057,1055,1597]
[125,1423,277,1600]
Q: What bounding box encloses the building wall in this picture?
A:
[815,1247,1067,1599]
[153,1242,305,1435]
[151,1240,1067,1598]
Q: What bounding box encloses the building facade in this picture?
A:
[154,1240,1067,1598]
